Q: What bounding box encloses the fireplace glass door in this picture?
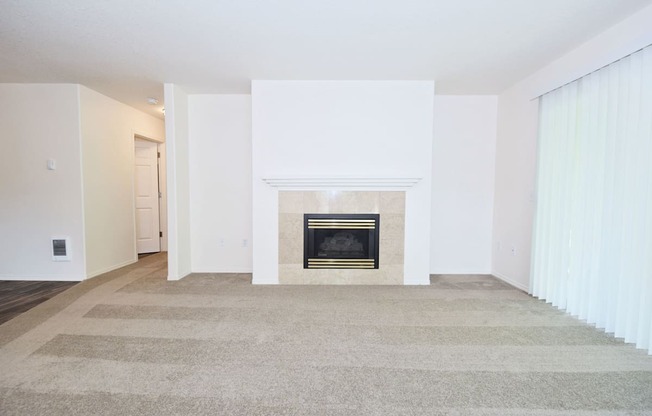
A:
[304,214,379,269]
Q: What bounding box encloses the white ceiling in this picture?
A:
[1,0,650,119]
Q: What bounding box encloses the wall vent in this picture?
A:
[52,237,71,261]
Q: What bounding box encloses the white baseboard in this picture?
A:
[191,268,253,274]
[491,271,529,292]
[0,273,83,282]
[252,277,279,285]
[86,258,138,280]
[167,271,191,281]
[429,270,492,275]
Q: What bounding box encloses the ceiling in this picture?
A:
[1,0,650,119]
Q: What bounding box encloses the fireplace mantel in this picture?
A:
[262,176,422,189]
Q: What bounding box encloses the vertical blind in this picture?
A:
[531,45,652,354]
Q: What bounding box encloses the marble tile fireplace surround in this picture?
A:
[255,176,430,285]
[278,190,405,284]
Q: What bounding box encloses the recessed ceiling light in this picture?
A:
[147,97,159,105]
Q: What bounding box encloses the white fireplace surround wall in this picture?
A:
[251,80,435,285]
[254,175,430,285]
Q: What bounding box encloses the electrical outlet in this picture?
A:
[242,239,248,247]
[219,239,225,247]
[510,246,517,256]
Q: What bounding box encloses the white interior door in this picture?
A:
[134,139,161,254]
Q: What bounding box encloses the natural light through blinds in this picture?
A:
[531,45,652,354]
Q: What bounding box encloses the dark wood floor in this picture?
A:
[0,281,77,326]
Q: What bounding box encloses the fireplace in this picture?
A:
[304,213,380,269]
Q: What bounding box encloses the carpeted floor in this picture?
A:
[1,253,651,415]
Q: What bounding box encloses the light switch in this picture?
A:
[47,159,56,170]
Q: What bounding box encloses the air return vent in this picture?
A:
[52,237,71,261]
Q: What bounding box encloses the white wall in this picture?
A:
[79,86,165,278]
[164,83,192,280]
[431,96,497,274]
[0,84,86,281]
[492,4,652,291]
[188,95,253,272]
[252,81,434,284]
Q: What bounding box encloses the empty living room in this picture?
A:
[1,1,651,414]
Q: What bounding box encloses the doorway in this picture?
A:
[134,138,161,254]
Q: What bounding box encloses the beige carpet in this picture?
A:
[1,253,651,415]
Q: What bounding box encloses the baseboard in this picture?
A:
[491,271,529,292]
[0,274,83,282]
[252,277,279,285]
[85,258,138,280]
[429,270,492,275]
[167,271,191,281]
[191,268,253,274]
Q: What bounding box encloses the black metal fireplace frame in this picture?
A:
[303,213,380,269]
